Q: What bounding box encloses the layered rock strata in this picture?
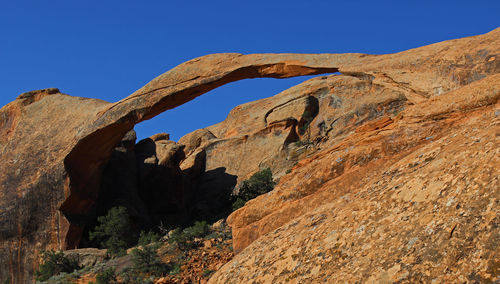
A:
[0,28,498,282]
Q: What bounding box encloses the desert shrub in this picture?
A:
[183,221,209,239]
[95,268,116,284]
[231,197,246,211]
[89,206,134,257]
[235,168,276,203]
[119,268,154,284]
[130,243,169,277]
[138,231,160,246]
[168,228,189,248]
[168,221,210,249]
[202,269,215,278]
[34,250,80,281]
[169,262,182,275]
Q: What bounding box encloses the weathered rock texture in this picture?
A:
[205,31,500,282]
[210,76,500,283]
[0,54,339,282]
[0,28,498,283]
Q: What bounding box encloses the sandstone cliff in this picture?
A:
[210,72,500,283]
[0,54,341,282]
[0,28,498,283]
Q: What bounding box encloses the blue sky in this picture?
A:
[1,1,498,141]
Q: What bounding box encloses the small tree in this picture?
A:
[95,268,117,284]
[130,243,168,277]
[138,231,160,246]
[89,206,133,256]
[34,250,80,281]
[236,168,276,202]
[231,197,246,211]
[183,221,209,239]
[168,221,210,249]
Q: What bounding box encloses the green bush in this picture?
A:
[168,228,189,248]
[183,221,209,239]
[202,269,215,278]
[138,231,160,246]
[231,197,246,211]
[89,206,134,257]
[130,243,168,277]
[235,168,276,203]
[96,268,116,284]
[168,221,210,249]
[169,262,182,275]
[119,268,153,284]
[34,250,80,281]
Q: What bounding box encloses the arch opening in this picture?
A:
[60,53,341,249]
[134,75,326,142]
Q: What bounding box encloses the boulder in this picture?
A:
[179,129,216,156]
[63,248,107,267]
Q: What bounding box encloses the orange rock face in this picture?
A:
[0,52,363,282]
[211,96,499,282]
[0,56,339,282]
[0,28,498,282]
[208,34,500,282]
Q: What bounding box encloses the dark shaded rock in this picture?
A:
[135,138,188,226]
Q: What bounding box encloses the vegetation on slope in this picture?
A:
[36,167,277,283]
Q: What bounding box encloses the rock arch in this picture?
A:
[2,27,498,282]
[61,53,349,249]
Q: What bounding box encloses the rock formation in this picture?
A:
[0,54,340,282]
[0,28,498,282]
[210,75,500,283]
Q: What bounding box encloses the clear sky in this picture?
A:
[1,1,498,141]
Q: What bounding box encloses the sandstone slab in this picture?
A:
[0,28,498,282]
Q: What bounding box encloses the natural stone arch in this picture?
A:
[61,53,353,248]
[2,28,498,281]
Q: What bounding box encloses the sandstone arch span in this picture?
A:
[1,27,498,282]
[0,52,354,282]
[61,53,352,248]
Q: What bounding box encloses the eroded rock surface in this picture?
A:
[208,56,500,283]
[210,79,500,282]
[0,54,341,282]
[0,51,354,283]
[0,28,498,283]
